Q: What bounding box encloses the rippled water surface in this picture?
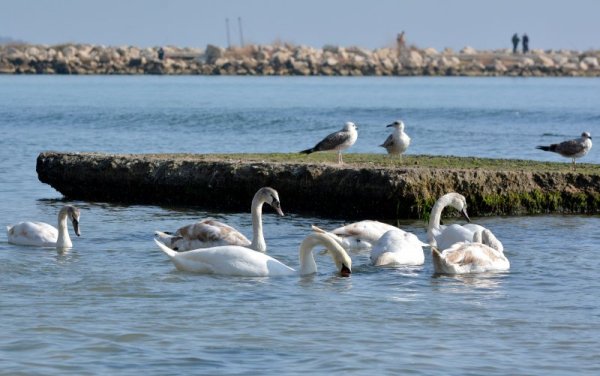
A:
[1,76,599,375]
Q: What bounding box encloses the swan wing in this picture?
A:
[371,230,425,266]
[435,224,475,250]
[332,220,397,250]
[155,240,294,276]
[172,219,251,250]
[462,223,486,233]
[7,221,58,246]
[462,224,504,252]
[311,225,347,249]
[439,242,510,273]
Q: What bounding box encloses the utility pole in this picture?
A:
[225,18,231,49]
[238,17,244,47]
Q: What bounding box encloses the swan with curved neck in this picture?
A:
[370,229,427,266]
[427,192,504,252]
[155,187,283,253]
[154,232,352,277]
[311,220,400,252]
[431,229,510,274]
[7,205,81,248]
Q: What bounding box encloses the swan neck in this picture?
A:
[56,210,72,248]
[299,242,318,276]
[298,234,350,276]
[427,198,448,244]
[249,196,266,252]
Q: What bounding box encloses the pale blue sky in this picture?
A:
[1,0,598,51]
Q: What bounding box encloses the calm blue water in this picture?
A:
[1,76,599,375]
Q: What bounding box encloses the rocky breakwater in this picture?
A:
[1,43,599,76]
[36,152,600,220]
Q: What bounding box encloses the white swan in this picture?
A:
[427,192,503,252]
[431,229,510,274]
[154,232,352,277]
[312,220,399,251]
[7,205,81,248]
[370,229,427,266]
[155,187,284,253]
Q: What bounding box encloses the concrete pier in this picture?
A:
[36,151,600,219]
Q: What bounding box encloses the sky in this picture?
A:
[1,0,598,51]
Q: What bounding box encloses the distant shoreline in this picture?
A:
[2,43,599,76]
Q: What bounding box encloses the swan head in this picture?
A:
[387,120,405,131]
[61,205,81,236]
[343,122,358,132]
[441,192,470,222]
[256,187,284,216]
[301,232,352,277]
[318,233,352,277]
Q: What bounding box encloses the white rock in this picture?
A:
[272,51,291,65]
[325,57,338,66]
[374,48,394,60]
[438,56,458,68]
[346,46,371,58]
[25,46,40,57]
[403,50,423,68]
[553,56,569,65]
[493,60,507,72]
[62,45,78,59]
[521,58,535,67]
[460,46,477,55]
[582,56,598,68]
[381,58,394,70]
[213,57,229,66]
[537,55,555,68]
[423,47,438,56]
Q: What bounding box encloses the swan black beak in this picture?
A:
[271,200,284,216]
[461,209,471,223]
[72,219,81,236]
[340,264,351,277]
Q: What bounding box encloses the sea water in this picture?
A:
[1,76,599,375]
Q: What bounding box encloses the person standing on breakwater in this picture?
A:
[522,34,529,53]
[512,33,520,53]
[158,47,165,60]
[396,31,407,58]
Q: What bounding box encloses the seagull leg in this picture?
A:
[338,151,343,164]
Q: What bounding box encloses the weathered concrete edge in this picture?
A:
[36,151,600,220]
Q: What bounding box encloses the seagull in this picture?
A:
[380,120,411,159]
[536,132,592,170]
[300,122,358,164]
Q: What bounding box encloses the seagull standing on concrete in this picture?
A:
[536,132,592,170]
[300,122,358,164]
[380,120,411,159]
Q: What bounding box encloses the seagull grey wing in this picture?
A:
[556,139,586,156]
[381,134,394,148]
[313,131,350,151]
